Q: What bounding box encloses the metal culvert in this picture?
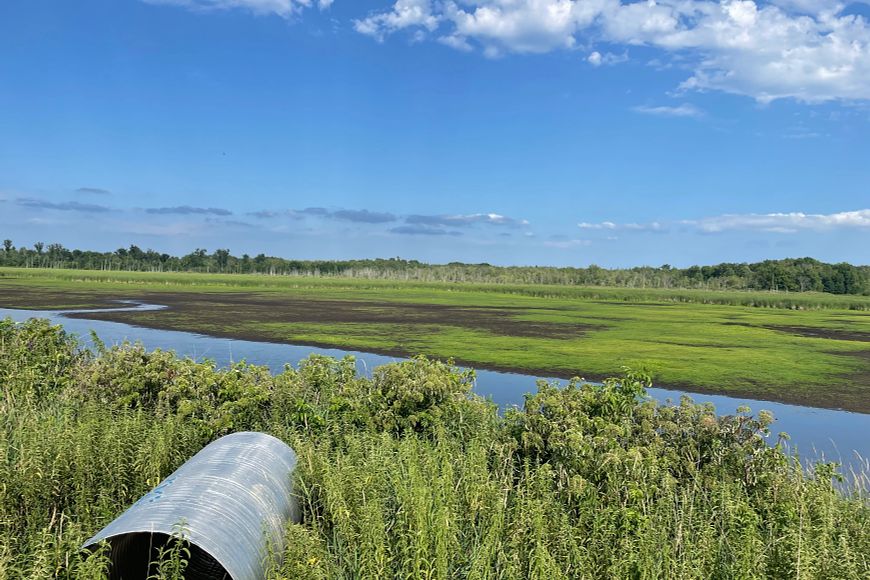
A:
[83,432,299,580]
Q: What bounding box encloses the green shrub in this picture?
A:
[0,317,867,579]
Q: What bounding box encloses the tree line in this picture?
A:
[1,239,867,295]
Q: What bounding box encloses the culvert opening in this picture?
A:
[102,532,231,580]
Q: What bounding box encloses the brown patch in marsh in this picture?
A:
[763,325,870,342]
[0,286,121,310]
[722,321,870,342]
[63,291,600,341]
[830,350,870,414]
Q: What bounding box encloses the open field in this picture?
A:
[2,267,870,412]
[2,319,868,578]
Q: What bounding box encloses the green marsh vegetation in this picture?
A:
[1,318,868,578]
[2,242,867,296]
[1,268,870,411]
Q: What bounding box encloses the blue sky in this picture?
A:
[1,0,868,267]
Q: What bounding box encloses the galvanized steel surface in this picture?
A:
[84,432,299,580]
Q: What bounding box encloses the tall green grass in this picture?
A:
[4,267,870,310]
[1,317,868,578]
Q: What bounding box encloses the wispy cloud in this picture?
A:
[143,0,333,18]
[116,221,203,237]
[264,207,397,223]
[16,197,111,213]
[578,221,617,230]
[243,207,526,230]
[248,210,283,219]
[632,104,704,118]
[406,212,529,228]
[544,237,593,249]
[390,225,462,236]
[146,205,233,216]
[330,209,397,223]
[686,209,870,233]
[212,219,256,228]
[587,50,628,67]
[75,187,111,195]
[579,220,664,232]
[246,209,307,219]
[297,207,330,216]
[578,209,870,236]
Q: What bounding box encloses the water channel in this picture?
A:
[2,302,867,474]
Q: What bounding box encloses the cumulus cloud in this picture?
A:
[686,209,870,233]
[356,0,870,102]
[16,198,112,213]
[75,187,111,195]
[146,205,233,216]
[354,0,440,41]
[633,104,705,118]
[143,0,332,18]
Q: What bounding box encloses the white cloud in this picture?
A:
[686,209,870,233]
[587,50,629,66]
[633,103,705,117]
[355,0,870,102]
[354,0,440,41]
[578,220,617,229]
[439,34,474,51]
[581,210,870,234]
[444,0,593,56]
[143,0,331,18]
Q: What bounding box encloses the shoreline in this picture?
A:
[2,298,867,415]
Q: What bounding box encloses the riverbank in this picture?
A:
[4,303,870,465]
[1,267,869,412]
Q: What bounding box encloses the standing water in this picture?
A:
[1,303,867,472]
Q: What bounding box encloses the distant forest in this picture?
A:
[1,239,868,295]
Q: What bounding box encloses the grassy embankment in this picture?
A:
[1,318,868,578]
[1,267,869,412]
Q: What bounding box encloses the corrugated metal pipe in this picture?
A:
[83,432,300,580]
